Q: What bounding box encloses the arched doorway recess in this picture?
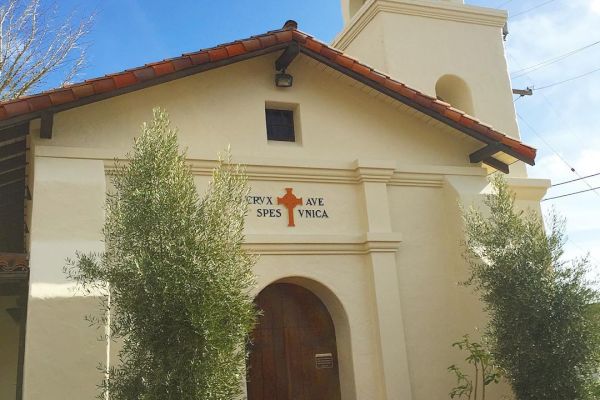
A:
[247,283,342,400]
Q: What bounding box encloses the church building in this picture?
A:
[0,0,550,399]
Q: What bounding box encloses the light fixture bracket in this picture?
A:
[275,69,293,88]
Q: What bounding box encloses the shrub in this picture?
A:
[66,108,257,400]
[462,175,600,399]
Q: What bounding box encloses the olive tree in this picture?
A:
[65,108,257,400]
[462,175,600,400]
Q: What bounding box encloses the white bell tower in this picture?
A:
[334,0,522,158]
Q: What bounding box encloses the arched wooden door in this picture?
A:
[247,283,342,400]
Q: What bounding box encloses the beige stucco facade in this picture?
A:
[16,1,549,399]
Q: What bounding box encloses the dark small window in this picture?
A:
[266,109,295,142]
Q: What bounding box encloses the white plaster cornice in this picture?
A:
[352,159,396,183]
[333,0,507,51]
[506,177,551,201]
[243,233,403,255]
[33,145,484,187]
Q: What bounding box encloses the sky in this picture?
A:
[45,0,600,278]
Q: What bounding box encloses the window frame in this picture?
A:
[265,108,296,142]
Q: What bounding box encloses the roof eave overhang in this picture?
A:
[0,44,289,131]
[0,25,536,172]
[298,46,536,168]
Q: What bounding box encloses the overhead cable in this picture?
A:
[552,172,600,187]
[496,0,514,8]
[516,113,600,199]
[510,0,559,19]
[534,66,600,90]
[509,54,589,145]
[543,186,600,201]
[511,40,600,78]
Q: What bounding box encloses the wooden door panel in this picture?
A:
[247,328,263,400]
[285,327,306,399]
[247,283,341,400]
[248,284,341,400]
[272,328,289,398]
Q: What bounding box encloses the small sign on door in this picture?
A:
[315,353,334,369]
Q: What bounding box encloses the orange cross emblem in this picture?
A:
[277,188,303,227]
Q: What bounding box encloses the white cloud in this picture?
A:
[591,0,600,14]
[506,0,600,84]
[575,149,600,174]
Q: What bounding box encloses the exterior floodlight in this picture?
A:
[275,70,293,87]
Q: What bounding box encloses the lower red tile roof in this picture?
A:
[0,20,536,166]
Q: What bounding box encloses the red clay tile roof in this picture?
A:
[0,20,536,166]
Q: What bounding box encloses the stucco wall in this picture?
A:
[335,0,525,176]
[22,52,548,400]
[35,54,481,166]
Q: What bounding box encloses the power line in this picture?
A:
[510,0,559,19]
[552,172,600,187]
[509,54,589,145]
[516,113,600,199]
[517,113,574,171]
[511,39,600,78]
[543,186,600,201]
[496,0,514,8]
[534,66,600,90]
[505,28,600,266]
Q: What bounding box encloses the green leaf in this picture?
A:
[460,175,600,400]
[65,108,258,400]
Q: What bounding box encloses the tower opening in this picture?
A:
[435,74,475,116]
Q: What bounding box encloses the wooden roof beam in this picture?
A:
[40,112,53,139]
[470,143,501,163]
[275,42,299,71]
[0,123,28,144]
[0,153,26,173]
[482,157,509,174]
[0,169,25,186]
[0,138,26,159]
